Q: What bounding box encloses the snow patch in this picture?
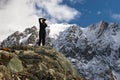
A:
[20,33,31,44]
[49,23,72,39]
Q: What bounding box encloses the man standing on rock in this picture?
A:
[38,18,47,46]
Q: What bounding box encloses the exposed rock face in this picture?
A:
[0,46,84,80]
[74,21,120,80]
[53,25,87,57]
[1,31,21,47]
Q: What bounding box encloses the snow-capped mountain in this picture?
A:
[1,23,72,47]
[71,21,120,80]
[1,21,120,80]
[1,26,38,47]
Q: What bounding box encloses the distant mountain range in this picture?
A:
[1,21,120,80]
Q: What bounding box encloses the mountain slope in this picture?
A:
[74,21,120,80]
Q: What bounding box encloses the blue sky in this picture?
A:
[61,0,120,27]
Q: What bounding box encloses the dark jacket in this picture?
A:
[39,18,47,32]
[38,18,47,46]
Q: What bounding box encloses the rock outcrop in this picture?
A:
[0,46,84,80]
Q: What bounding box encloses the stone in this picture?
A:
[7,56,23,73]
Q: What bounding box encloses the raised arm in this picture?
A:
[39,18,44,23]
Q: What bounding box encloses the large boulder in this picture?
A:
[7,56,24,73]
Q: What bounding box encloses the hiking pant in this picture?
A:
[38,30,46,46]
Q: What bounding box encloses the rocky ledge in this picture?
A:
[0,46,84,80]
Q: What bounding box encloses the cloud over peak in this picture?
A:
[34,0,80,23]
[111,13,120,20]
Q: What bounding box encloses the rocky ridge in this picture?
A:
[1,26,38,47]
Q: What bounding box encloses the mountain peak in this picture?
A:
[100,20,108,23]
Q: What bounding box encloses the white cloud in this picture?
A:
[0,0,38,41]
[97,11,101,15]
[0,0,80,41]
[69,0,85,4]
[34,0,80,22]
[0,0,9,9]
[111,13,120,20]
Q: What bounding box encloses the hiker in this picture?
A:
[38,18,47,46]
